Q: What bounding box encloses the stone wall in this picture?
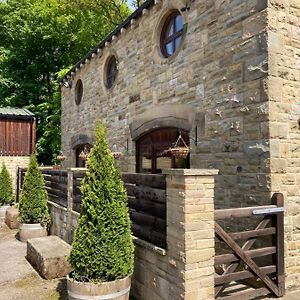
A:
[47,169,217,300]
[61,0,271,209]
[267,0,300,291]
[48,201,79,244]
[0,156,30,191]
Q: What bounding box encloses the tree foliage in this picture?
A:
[0,162,14,206]
[0,0,131,164]
[69,122,134,282]
[19,155,50,225]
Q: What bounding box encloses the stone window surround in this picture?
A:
[101,49,119,93]
[152,4,188,65]
[160,10,185,58]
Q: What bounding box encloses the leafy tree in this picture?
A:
[0,162,14,206]
[19,155,50,226]
[69,122,134,282]
[0,0,130,164]
[129,0,146,8]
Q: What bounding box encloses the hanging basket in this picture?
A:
[168,146,190,159]
[167,132,190,159]
[112,151,122,159]
[57,155,66,162]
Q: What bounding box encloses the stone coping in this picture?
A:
[162,168,219,176]
[133,236,166,256]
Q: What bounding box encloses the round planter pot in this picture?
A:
[19,223,48,242]
[0,205,10,224]
[67,274,131,300]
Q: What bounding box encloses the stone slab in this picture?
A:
[27,235,72,279]
[5,206,20,229]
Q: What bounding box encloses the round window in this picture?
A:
[160,11,184,58]
[105,56,118,89]
[75,79,83,105]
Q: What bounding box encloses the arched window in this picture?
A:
[160,11,184,58]
[136,128,190,174]
[106,56,118,89]
[75,79,83,105]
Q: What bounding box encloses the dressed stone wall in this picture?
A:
[267,0,300,291]
[61,0,271,210]
[0,156,30,191]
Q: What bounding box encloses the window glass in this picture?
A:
[75,79,83,105]
[106,56,118,89]
[161,11,184,58]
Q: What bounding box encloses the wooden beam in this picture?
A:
[215,265,276,285]
[215,205,277,220]
[215,246,276,265]
[228,227,275,240]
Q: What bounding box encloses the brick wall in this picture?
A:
[0,156,30,191]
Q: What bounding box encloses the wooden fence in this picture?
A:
[18,168,167,249]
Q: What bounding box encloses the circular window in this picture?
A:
[160,11,184,58]
[75,79,83,105]
[105,56,118,89]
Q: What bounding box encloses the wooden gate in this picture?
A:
[214,193,285,299]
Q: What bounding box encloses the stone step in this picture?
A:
[27,235,72,280]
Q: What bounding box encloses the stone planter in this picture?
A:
[19,223,48,242]
[0,205,10,224]
[5,206,20,229]
[67,274,131,300]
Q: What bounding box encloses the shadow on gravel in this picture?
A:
[57,278,68,300]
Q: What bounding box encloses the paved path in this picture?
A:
[0,223,67,300]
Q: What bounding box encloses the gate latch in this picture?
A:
[253,207,285,215]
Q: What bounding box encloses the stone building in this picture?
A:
[0,107,36,190]
[60,0,300,291]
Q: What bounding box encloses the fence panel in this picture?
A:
[19,168,68,208]
[18,168,167,249]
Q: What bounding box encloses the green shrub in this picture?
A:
[69,122,134,282]
[19,155,50,225]
[0,163,14,206]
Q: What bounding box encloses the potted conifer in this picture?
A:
[19,155,50,242]
[67,123,134,300]
[0,163,14,224]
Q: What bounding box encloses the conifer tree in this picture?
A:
[0,163,14,206]
[69,122,134,282]
[19,155,50,225]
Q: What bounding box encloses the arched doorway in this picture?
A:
[75,144,92,167]
[136,127,190,174]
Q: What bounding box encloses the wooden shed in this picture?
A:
[0,107,35,156]
[0,107,35,190]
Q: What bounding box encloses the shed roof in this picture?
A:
[0,107,35,119]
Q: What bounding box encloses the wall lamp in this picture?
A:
[180,0,194,12]
[63,77,72,88]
